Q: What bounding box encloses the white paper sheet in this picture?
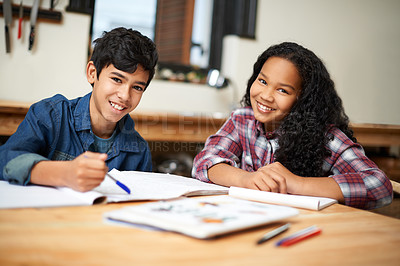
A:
[229,186,337,210]
[0,181,89,208]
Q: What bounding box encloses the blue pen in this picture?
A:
[106,173,131,194]
[83,154,130,194]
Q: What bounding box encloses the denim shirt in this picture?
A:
[0,93,152,185]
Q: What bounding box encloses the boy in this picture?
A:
[0,27,158,192]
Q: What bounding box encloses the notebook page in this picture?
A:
[94,169,228,202]
[0,181,89,208]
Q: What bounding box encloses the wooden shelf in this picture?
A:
[0,2,62,22]
[1,99,399,180]
[349,123,400,147]
[1,99,399,146]
[0,100,226,143]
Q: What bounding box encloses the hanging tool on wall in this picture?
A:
[18,1,24,39]
[3,0,12,53]
[29,0,40,51]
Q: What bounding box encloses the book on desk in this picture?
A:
[0,169,228,209]
[0,169,337,211]
[104,195,299,239]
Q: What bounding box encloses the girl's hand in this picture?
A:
[242,162,303,194]
[208,162,343,201]
[63,151,108,192]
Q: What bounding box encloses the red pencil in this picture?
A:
[278,227,322,247]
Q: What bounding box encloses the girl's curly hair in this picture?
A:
[241,42,356,177]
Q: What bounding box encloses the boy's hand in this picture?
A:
[64,151,108,192]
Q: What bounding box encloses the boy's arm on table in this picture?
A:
[31,152,108,192]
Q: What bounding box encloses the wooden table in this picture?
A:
[0,201,399,265]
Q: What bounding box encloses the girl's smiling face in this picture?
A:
[250,56,302,132]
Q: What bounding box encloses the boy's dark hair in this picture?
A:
[90,27,158,89]
[241,42,356,177]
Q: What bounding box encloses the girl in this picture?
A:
[192,42,392,210]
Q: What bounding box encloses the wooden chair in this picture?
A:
[391,180,400,196]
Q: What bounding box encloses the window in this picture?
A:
[88,0,257,71]
[91,0,212,68]
[91,0,157,41]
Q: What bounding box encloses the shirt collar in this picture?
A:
[111,115,142,153]
[72,92,142,153]
[74,92,92,131]
[255,119,277,139]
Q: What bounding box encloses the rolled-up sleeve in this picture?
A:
[326,128,393,209]
[3,153,49,185]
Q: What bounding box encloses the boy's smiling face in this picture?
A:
[86,62,149,138]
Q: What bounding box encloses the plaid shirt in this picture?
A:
[192,107,393,209]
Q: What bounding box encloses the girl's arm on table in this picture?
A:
[208,162,345,203]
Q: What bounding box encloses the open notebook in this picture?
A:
[0,169,228,209]
[104,195,299,239]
